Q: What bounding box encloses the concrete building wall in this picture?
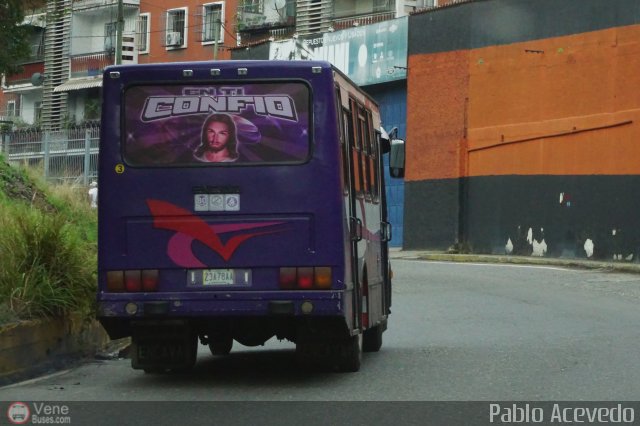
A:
[406,0,640,259]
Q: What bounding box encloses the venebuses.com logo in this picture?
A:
[6,401,71,424]
[7,402,30,424]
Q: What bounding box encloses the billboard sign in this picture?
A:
[269,17,408,86]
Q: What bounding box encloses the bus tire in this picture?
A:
[337,333,362,372]
[170,333,198,373]
[209,336,233,356]
[295,342,314,369]
[363,325,383,352]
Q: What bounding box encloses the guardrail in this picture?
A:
[332,11,395,30]
[70,51,113,79]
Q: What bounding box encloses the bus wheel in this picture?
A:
[336,334,362,372]
[363,325,383,352]
[209,336,233,356]
[170,333,198,373]
[295,342,313,369]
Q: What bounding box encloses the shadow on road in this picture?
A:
[118,346,365,390]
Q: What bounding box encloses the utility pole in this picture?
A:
[213,16,220,60]
[115,0,124,65]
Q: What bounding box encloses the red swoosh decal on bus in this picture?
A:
[146,199,285,264]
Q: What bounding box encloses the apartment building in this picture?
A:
[2,0,445,130]
[0,6,46,127]
[1,0,240,130]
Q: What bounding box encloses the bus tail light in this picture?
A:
[297,267,314,289]
[142,270,159,292]
[278,267,332,290]
[106,271,124,292]
[125,271,141,292]
[314,267,332,289]
[279,267,297,289]
[106,270,159,292]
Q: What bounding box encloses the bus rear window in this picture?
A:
[123,82,310,166]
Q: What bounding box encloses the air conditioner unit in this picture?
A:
[166,31,182,46]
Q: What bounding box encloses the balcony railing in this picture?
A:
[72,0,139,11]
[4,62,45,86]
[7,43,44,72]
[332,11,396,30]
[237,1,295,32]
[28,44,45,63]
[70,51,113,79]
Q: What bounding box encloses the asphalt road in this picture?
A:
[1,259,639,404]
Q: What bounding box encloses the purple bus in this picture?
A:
[97,60,392,372]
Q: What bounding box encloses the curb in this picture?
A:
[390,250,640,273]
[0,316,125,387]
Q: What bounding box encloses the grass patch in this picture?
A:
[22,166,97,243]
[0,157,97,323]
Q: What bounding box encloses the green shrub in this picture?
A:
[0,157,98,323]
[44,181,98,244]
[18,166,98,244]
[0,192,96,322]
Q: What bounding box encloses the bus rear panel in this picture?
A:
[97,60,391,372]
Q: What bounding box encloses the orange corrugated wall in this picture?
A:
[407,24,640,181]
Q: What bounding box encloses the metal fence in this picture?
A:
[0,126,99,185]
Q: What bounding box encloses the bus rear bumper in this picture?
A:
[97,291,353,342]
[97,290,347,319]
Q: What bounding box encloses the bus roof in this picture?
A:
[104,60,379,108]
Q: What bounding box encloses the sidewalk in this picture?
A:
[389,248,640,274]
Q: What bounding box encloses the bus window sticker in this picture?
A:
[123,84,310,166]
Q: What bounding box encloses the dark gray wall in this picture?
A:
[409,0,640,55]
[464,175,640,259]
[404,178,462,250]
[407,175,640,260]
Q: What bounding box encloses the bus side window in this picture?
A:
[367,112,378,202]
[369,112,380,203]
[349,98,364,197]
[336,86,349,195]
[359,106,372,201]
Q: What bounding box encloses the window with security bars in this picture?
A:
[137,13,150,53]
[7,101,16,117]
[373,0,393,12]
[203,3,224,43]
[104,22,116,52]
[34,102,42,124]
[242,0,263,14]
[166,8,187,48]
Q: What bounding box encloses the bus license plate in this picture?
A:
[137,341,187,365]
[203,269,234,285]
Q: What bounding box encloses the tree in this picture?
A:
[0,0,31,76]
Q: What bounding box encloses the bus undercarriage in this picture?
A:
[111,315,387,373]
